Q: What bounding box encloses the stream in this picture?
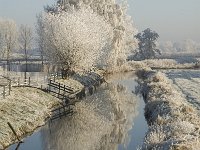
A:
[8,72,147,150]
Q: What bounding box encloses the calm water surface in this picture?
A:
[8,72,147,150]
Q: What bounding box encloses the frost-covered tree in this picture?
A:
[18,24,33,79]
[135,28,160,60]
[36,15,46,65]
[0,19,17,70]
[18,25,33,61]
[38,7,112,72]
[37,0,137,72]
[159,39,200,54]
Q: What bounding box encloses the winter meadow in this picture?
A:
[0,0,199,150]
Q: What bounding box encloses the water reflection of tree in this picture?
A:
[41,82,139,150]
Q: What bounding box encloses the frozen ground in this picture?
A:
[0,66,107,149]
[137,69,200,150]
[0,87,60,149]
[142,59,199,69]
[163,70,200,112]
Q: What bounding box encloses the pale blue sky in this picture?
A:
[128,0,200,42]
[0,0,199,42]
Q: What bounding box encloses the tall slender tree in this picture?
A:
[18,24,33,79]
[36,14,46,66]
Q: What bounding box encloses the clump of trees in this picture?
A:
[0,19,17,70]
[134,28,161,60]
[159,39,200,54]
[0,18,33,71]
[37,0,137,72]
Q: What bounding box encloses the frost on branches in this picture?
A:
[0,18,17,61]
[37,0,137,72]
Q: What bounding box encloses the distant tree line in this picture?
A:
[0,19,34,71]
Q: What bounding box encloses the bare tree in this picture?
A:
[18,24,33,79]
[0,19,17,70]
[36,15,45,66]
[0,28,4,59]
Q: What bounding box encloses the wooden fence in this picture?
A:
[47,79,82,121]
[0,75,48,99]
[50,103,75,121]
[0,82,11,99]
[47,79,78,99]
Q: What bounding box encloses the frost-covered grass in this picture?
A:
[137,69,200,150]
[142,59,199,69]
[0,66,48,87]
[0,87,60,149]
[163,69,200,112]
[105,61,151,74]
[0,67,107,149]
[56,78,83,91]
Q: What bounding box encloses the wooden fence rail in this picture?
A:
[0,80,11,99]
[47,80,80,101]
[0,75,48,99]
[48,80,73,93]
[50,103,75,121]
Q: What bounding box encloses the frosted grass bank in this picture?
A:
[0,68,105,149]
[8,72,148,150]
[137,69,200,150]
[0,87,60,149]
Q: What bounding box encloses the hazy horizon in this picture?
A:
[0,0,199,43]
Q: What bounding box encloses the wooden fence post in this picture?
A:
[18,78,20,86]
[48,80,51,93]
[54,75,55,82]
[3,86,5,99]
[7,122,21,142]
[28,77,31,86]
[63,85,66,99]
[9,81,11,95]
[58,83,61,98]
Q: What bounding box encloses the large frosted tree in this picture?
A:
[135,28,160,60]
[37,0,137,72]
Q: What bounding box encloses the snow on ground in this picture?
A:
[163,70,200,112]
[0,66,107,149]
[55,78,84,91]
[105,61,151,74]
[0,87,60,149]
[0,66,48,89]
[142,59,199,69]
[137,69,200,150]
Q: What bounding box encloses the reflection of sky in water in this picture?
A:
[8,72,147,150]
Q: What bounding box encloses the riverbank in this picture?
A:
[137,69,200,149]
[8,71,144,150]
[0,69,105,149]
[142,59,200,69]
[0,87,60,149]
